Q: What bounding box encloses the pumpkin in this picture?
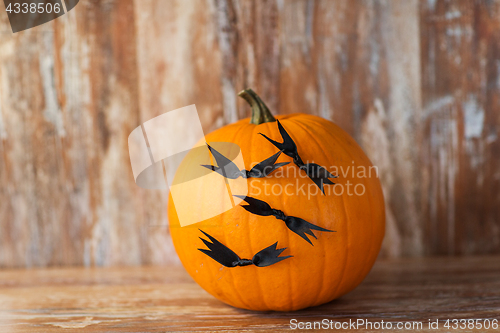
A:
[168,89,385,311]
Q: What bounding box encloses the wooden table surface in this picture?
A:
[0,256,499,332]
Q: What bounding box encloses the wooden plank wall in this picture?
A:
[0,0,499,268]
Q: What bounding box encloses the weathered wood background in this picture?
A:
[1,0,499,268]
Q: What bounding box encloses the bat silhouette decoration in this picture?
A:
[298,163,338,195]
[233,195,335,245]
[259,120,338,194]
[202,144,289,179]
[259,120,304,165]
[198,229,292,267]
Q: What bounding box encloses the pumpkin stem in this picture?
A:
[238,89,276,125]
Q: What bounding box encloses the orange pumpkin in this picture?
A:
[168,89,385,311]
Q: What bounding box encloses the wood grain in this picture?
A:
[420,0,500,255]
[1,0,500,267]
[0,255,499,332]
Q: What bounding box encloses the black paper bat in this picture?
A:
[234,195,335,245]
[259,120,338,194]
[201,144,289,179]
[298,163,338,195]
[259,120,304,166]
[198,229,291,267]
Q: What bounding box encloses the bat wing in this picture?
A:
[276,120,302,161]
[206,144,242,179]
[248,151,289,178]
[284,216,334,245]
[200,164,223,175]
[276,120,297,151]
[252,242,292,267]
[258,132,284,152]
[233,195,275,217]
[311,163,337,179]
[198,230,241,267]
[301,163,337,195]
[310,176,326,195]
[270,162,291,173]
[323,178,336,185]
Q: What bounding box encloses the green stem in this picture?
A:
[238,89,276,125]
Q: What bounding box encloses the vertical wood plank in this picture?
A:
[0,0,151,267]
[420,0,500,255]
[133,0,224,264]
[214,0,282,121]
[278,0,422,256]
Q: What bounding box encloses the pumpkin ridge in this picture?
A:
[279,144,295,310]
[301,116,364,299]
[302,116,378,295]
[288,118,333,304]
[223,123,255,309]
[332,192,351,299]
[262,121,299,310]
[202,227,240,307]
[247,124,272,310]
[359,152,377,285]
[258,119,298,310]
[170,202,234,306]
[278,120,303,310]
